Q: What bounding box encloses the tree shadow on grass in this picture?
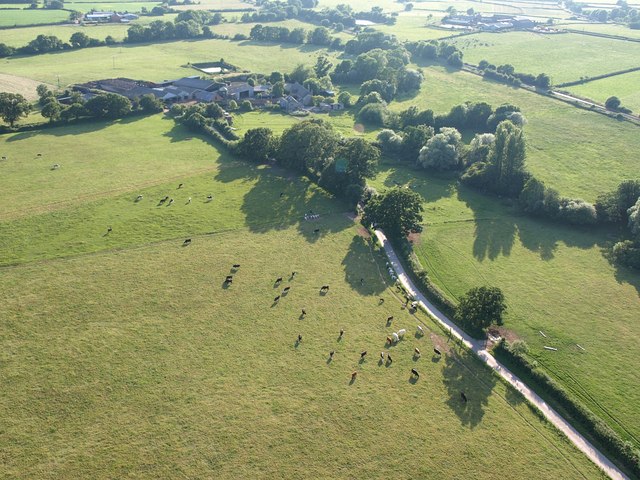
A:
[377,162,457,204]
[442,351,496,428]
[341,235,386,295]
[5,115,142,143]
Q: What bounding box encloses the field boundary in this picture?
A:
[556,66,640,87]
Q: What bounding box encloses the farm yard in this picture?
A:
[0,115,607,478]
[1,0,640,476]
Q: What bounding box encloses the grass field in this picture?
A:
[0,72,51,101]
[567,70,640,113]
[64,1,162,12]
[0,8,69,27]
[370,162,640,445]
[0,38,344,87]
[392,65,640,201]
[370,12,451,42]
[450,32,640,84]
[559,22,640,39]
[0,116,608,478]
[209,18,354,42]
[0,23,131,47]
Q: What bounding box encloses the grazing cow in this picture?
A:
[135,194,143,202]
[301,309,307,316]
[279,192,284,197]
[386,336,393,344]
[387,316,394,323]
[379,298,385,304]
[225,275,233,283]
[298,334,302,342]
[380,352,385,360]
[291,271,297,278]
[351,371,357,381]
[387,354,393,364]
[37,153,42,157]
[275,277,283,284]
[339,329,344,338]
[274,295,280,303]
[186,197,191,204]
[313,228,320,234]
[411,368,419,378]
[433,348,442,356]
[416,325,424,335]
[183,238,191,246]
[283,286,290,293]
[460,391,468,403]
[168,198,174,205]
[232,264,241,269]
[161,196,169,203]
[206,195,213,201]
[107,227,112,233]
[51,163,60,170]
[178,183,183,189]
[392,332,399,343]
[329,350,334,359]
[360,351,367,359]
[397,329,406,338]
[320,285,329,292]
[414,348,421,356]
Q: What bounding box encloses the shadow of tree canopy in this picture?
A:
[341,235,386,295]
[376,162,456,204]
[442,351,496,428]
[5,115,143,143]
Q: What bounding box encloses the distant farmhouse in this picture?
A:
[442,14,537,31]
[83,11,139,23]
[73,74,343,114]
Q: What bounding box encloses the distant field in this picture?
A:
[450,32,640,84]
[64,1,162,12]
[0,115,608,478]
[0,23,131,47]
[371,163,640,445]
[371,12,450,42]
[567,70,640,113]
[0,8,69,27]
[559,22,640,39]
[0,39,344,86]
[0,73,50,101]
[171,0,251,9]
[210,18,354,41]
[392,65,640,200]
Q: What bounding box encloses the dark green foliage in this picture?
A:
[277,119,339,174]
[0,43,15,58]
[605,96,621,110]
[0,92,31,127]
[41,98,61,122]
[612,240,640,269]
[238,128,276,163]
[138,94,164,113]
[84,93,132,119]
[360,79,396,103]
[362,187,423,239]
[455,286,506,333]
[595,180,640,223]
[357,103,389,127]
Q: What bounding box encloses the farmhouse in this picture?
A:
[284,82,313,106]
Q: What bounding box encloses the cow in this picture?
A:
[360,351,367,359]
[433,348,442,356]
[232,264,241,269]
[106,227,112,233]
[282,286,290,293]
[329,350,334,360]
[414,348,421,357]
[460,392,468,403]
[387,316,394,323]
[168,198,174,206]
[379,298,385,305]
[275,277,283,285]
[183,238,191,246]
[313,228,320,234]
[274,295,280,303]
[380,352,385,360]
[386,336,393,345]
[411,368,419,378]
[416,325,424,336]
[351,371,357,381]
[301,309,307,317]
[339,329,344,339]
[206,195,213,202]
[386,354,393,365]
[298,334,302,342]
[178,183,183,189]
[135,195,143,202]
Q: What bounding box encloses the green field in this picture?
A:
[209,18,355,41]
[0,115,606,478]
[370,162,640,445]
[392,65,640,201]
[371,12,450,42]
[64,1,161,12]
[0,23,130,47]
[0,8,69,27]
[567,70,640,113]
[559,22,640,39]
[450,32,640,84]
[0,38,344,87]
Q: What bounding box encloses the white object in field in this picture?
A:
[576,344,586,351]
[539,331,547,338]
[543,346,558,351]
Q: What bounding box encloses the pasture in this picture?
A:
[0,72,50,101]
[392,65,640,201]
[0,38,344,87]
[0,115,607,478]
[370,12,450,42]
[0,23,132,47]
[567,70,640,113]
[559,22,640,39]
[0,8,69,27]
[370,163,640,444]
[63,1,162,13]
[450,32,640,84]
[210,19,354,42]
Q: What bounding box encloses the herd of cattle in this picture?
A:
[216,257,468,404]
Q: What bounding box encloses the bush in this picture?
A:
[357,102,389,126]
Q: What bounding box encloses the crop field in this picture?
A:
[0,73,50,101]
[559,22,640,39]
[0,114,608,478]
[0,8,69,27]
[391,65,640,201]
[370,12,450,42]
[450,32,640,84]
[370,163,640,444]
[567,70,640,113]
[0,23,132,47]
[63,1,162,12]
[0,39,344,87]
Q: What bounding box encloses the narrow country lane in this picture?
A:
[374,229,629,480]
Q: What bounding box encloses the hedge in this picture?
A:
[494,339,640,478]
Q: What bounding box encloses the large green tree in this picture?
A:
[84,93,131,119]
[362,187,423,238]
[239,128,277,163]
[277,119,339,173]
[455,286,507,333]
[0,92,31,127]
[417,127,462,171]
